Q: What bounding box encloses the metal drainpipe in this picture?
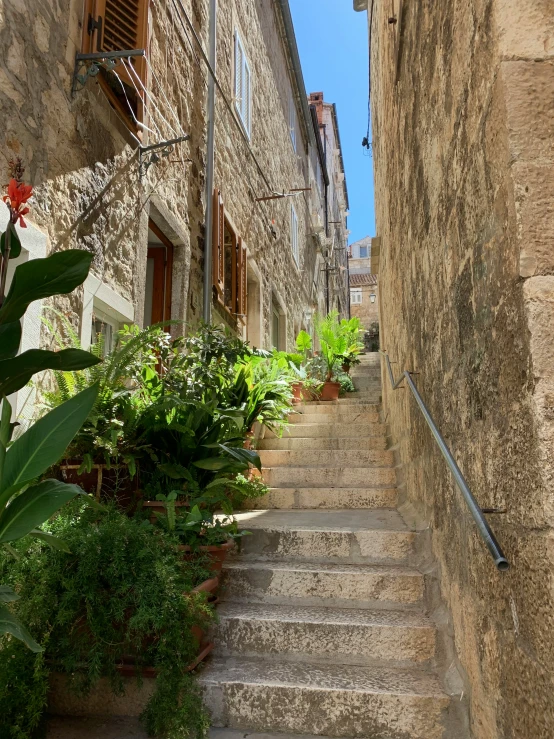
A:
[202,0,217,323]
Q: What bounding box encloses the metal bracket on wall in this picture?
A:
[139,135,191,177]
[72,49,145,97]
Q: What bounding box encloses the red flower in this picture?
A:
[3,178,33,227]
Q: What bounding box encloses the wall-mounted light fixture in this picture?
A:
[370,293,376,303]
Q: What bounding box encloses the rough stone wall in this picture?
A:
[370,0,554,736]
[0,0,206,330]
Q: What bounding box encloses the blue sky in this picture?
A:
[289,0,375,244]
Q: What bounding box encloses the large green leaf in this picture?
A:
[0,384,99,502]
[192,457,233,471]
[0,321,22,360]
[0,249,93,325]
[0,585,18,603]
[0,602,42,652]
[0,480,88,543]
[29,529,71,553]
[0,223,22,259]
[0,348,101,397]
[219,444,262,471]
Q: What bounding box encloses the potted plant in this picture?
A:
[314,311,346,401]
[336,317,365,373]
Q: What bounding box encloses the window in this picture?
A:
[359,245,368,258]
[144,220,174,327]
[289,92,297,152]
[82,0,149,128]
[91,307,119,356]
[291,203,299,266]
[350,289,362,305]
[234,31,251,137]
[272,305,281,350]
[212,189,247,322]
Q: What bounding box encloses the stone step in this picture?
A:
[221,560,424,609]
[289,411,379,424]
[200,658,449,739]
[258,449,394,468]
[47,717,148,738]
[262,466,397,488]
[265,422,385,439]
[214,602,436,666]
[244,486,398,510]
[257,436,388,451]
[324,395,380,404]
[294,402,379,412]
[210,732,359,739]
[233,509,415,564]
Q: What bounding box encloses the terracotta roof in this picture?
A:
[350,273,377,287]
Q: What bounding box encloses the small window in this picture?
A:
[291,203,299,266]
[234,31,251,137]
[350,289,363,305]
[91,307,119,356]
[289,92,297,152]
[359,245,368,258]
[144,220,174,327]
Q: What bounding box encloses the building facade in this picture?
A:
[348,235,378,336]
[355,0,554,737]
[0,0,348,391]
[308,92,350,318]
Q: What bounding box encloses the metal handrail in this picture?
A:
[380,350,509,571]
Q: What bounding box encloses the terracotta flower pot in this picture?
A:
[179,539,235,574]
[320,381,341,401]
[291,382,303,404]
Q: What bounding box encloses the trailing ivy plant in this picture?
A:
[0,503,214,739]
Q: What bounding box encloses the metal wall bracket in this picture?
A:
[139,135,191,177]
[72,49,145,97]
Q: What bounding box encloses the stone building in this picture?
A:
[308,91,350,318]
[348,235,378,334]
[355,0,554,737]
[0,0,347,405]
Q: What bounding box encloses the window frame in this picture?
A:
[234,29,252,138]
[212,188,247,324]
[359,245,369,259]
[350,288,363,305]
[290,203,299,267]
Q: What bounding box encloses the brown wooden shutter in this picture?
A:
[83,0,148,85]
[212,189,224,301]
[238,239,247,321]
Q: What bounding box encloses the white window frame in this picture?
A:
[290,203,299,267]
[350,288,363,305]
[289,91,297,152]
[358,245,369,258]
[80,273,134,351]
[234,30,252,138]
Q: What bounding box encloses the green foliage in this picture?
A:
[314,312,364,380]
[335,370,356,395]
[0,248,102,651]
[0,503,214,739]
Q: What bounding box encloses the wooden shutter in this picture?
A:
[83,0,148,85]
[212,189,224,300]
[237,239,247,321]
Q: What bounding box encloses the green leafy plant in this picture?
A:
[0,178,102,650]
[0,502,214,738]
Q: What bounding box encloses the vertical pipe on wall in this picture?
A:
[202,0,217,323]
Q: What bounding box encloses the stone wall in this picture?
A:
[368,0,554,736]
[0,0,336,359]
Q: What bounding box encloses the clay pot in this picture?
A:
[142,500,189,520]
[291,382,303,404]
[179,539,235,574]
[320,381,341,401]
[342,362,351,374]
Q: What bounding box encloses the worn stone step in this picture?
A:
[258,449,394,468]
[289,411,379,424]
[262,466,397,488]
[221,561,424,609]
[244,486,398,510]
[47,717,147,738]
[214,603,436,666]
[323,395,380,404]
[294,402,379,413]
[210,732,359,739]
[200,658,449,739]
[233,509,415,564]
[257,436,388,451]
[265,422,385,439]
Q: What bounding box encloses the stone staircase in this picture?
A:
[202,353,466,739]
